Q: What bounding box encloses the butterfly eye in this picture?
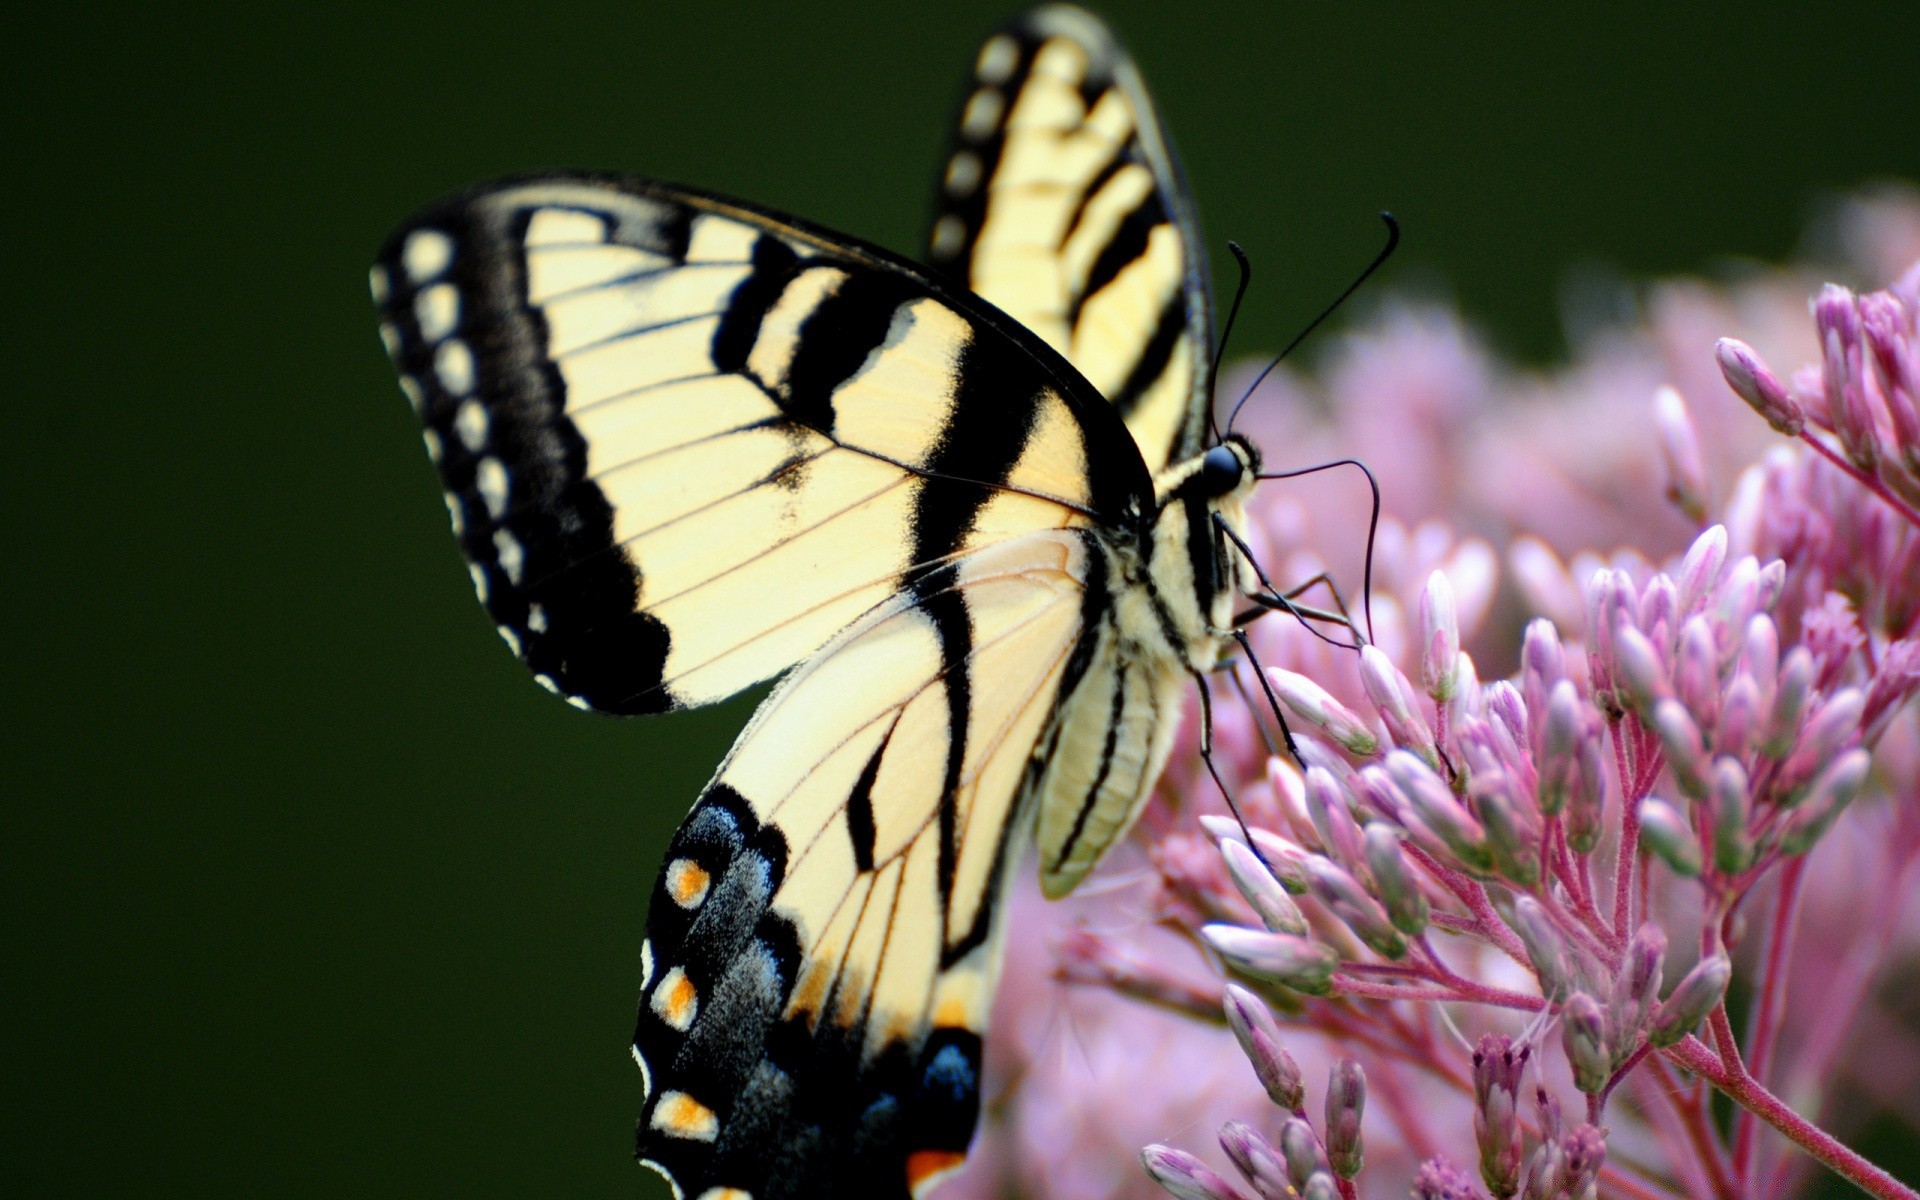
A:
[1197,444,1243,497]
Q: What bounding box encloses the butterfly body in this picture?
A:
[372,7,1260,1198]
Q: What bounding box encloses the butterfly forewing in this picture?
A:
[926,4,1214,473]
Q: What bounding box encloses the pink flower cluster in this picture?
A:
[933,190,1920,1200]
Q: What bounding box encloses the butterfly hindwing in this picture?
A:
[927,4,1214,474]
[632,530,1111,1199]
[372,175,1151,715]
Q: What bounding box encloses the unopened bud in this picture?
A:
[1782,689,1866,794]
[1300,1172,1338,1200]
[1143,1144,1251,1200]
[1303,766,1365,867]
[1325,1059,1366,1178]
[1537,680,1584,815]
[1421,571,1462,702]
[1223,984,1306,1111]
[1779,748,1871,855]
[1610,624,1669,716]
[1567,737,1608,854]
[1305,856,1407,959]
[1219,1120,1292,1199]
[1267,668,1380,757]
[1636,797,1703,877]
[1608,923,1667,1060]
[1473,1035,1527,1197]
[1674,616,1722,733]
[1414,1158,1489,1200]
[1389,750,1491,870]
[1360,646,1439,765]
[1479,773,1542,886]
[1563,1125,1608,1197]
[1816,285,1880,470]
[1654,387,1710,521]
[1710,758,1753,873]
[1364,823,1429,936]
[1278,1118,1327,1189]
[1521,617,1568,726]
[1561,992,1612,1093]
[1221,838,1310,935]
[1203,925,1338,995]
[1677,525,1730,615]
[1649,955,1732,1047]
[1716,673,1761,759]
[1762,647,1816,757]
[1510,896,1569,997]
[1717,337,1804,435]
[1650,699,1709,798]
[1523,1137,1567,1200]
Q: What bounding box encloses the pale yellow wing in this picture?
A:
[630,529,1103,1199]
[371,175,1153,714]
[926,5,1214,473]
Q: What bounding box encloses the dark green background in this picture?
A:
[10,2,1916,1195]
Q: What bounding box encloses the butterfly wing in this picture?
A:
[372,175,1151,715]
[926,4,1214,473]
[633,529,1106,1199]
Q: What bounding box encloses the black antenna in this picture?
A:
[1225,212,1400,435]
[1206,242,1254,445]
[1254,456,1383,646]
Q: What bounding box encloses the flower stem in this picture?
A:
[1666,1031,1920,1200]
[1802,429,1920,529]
[1734,857,1805,1180]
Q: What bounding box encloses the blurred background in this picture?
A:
[8,1,1917,1195]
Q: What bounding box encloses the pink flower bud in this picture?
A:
[1364,822,1430,936]
[1711,758,1753,873]
[1303,766,1366,867]
[1650,700,1709,798]
[1414,1158,1489,1200]
[1223,984,1307,1112]
[1301,1173,1338,1200]
[1219,1120,1293,1199]
[1222,837,1310,936]
[1388,750,1491,870]
[1781,688,1866,792]
[1611,623,1670,715]
[1203,816,1316,894]
[1636,797,1703,877]
[1421,570,1462,702]
[1716,673,1761,759]
[1608,923,1668,1058]
[1561,991,1611,1093]
[1304,855,1407,959]
[1266,668,1381,757]
[1510,896,1569,997]
[1563,1125,1609,1195]
[1779,748,1871,856]
[1536,680,1584,815]
[1203,925,1338,995]
[1654,387,1710,521]
[1279,1118,1328,1189]
[1143,1144,1255,1200]
[1674,616,1723,735]
[1522,1139,1567,1200]
[1816,284,1880,469]
[1649,955,1732,1047]
[1473,1035,1527,1197]
[1473,772,1541,886]
[1717,336,1804,435]
[1567,737,1609,854]
[1762,647,1816,757]
[1325,1059,1366,1178]
[1360,645,1438,764]
[1860,289,1920,455]
[1677,525,1730,616]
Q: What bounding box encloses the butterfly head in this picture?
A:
[1195,435,1262,501]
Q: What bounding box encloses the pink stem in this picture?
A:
[1331,974,1543,1010]
[1666,1028,1920,1200]
[1802,429,1920,528]
[1733,857,1805,1180]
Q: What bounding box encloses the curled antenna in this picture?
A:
[1225,212,1400,435]
[1206,241,1254,445]
[1256,456,1382,646]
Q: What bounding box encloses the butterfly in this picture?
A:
[369,6,1273,1197]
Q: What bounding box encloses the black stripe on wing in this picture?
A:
[373,174,1153,716]
[924,5,1215,468]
